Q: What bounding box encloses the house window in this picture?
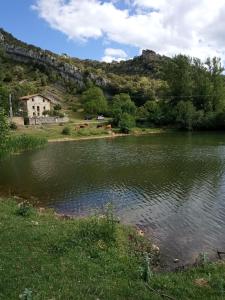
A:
[43,99,45,103]
[32,98,34,102]
[32,106,35,110]
[37,112,40,116]
[33,112,36,116]
[37,106,40,111]
[43,106,46,110]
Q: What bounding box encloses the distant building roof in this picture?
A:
[19,94,53,102]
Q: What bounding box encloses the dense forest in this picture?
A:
[1,28,225,131]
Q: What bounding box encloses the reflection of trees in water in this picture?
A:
[0,133,225,208]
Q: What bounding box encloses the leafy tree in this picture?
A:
[82,87,108,115]
[0,85,10,111]
[163,55,193,105]
[175,101,196,130]
[138,100,162,125]
[0,108,9,146]
[192,58,213,111]
[206,57,225,112]
[119,113,136,133]
[111,93,136,125]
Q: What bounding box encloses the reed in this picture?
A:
[0,135,47,158]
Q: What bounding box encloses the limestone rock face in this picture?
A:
[0,28,168,87]
[0,28,110,88]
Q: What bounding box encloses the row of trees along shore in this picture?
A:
[82,55,225,132]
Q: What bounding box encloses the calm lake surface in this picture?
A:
[1,132,225,266]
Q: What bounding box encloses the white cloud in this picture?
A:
[33,0,225,62]
[102,48,128,62]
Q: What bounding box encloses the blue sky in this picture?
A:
[1,1,225,63]
[0,0,139,61]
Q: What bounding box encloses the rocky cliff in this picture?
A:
[0,29,109,89]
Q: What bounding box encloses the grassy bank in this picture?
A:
[0,135,47,158]
[10,123,165,142]
[11,123,112,141]
[1,199,225,299]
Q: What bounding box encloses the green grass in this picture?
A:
[1,199,225,299]
[0,135,47,158]
[10,123,167,142]
[10,123,111,141]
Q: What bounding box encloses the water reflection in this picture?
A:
[1,132,225,266]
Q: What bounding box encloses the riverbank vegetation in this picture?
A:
[0,109,47,158]
[80,55,225,132]
[1,198,225,300]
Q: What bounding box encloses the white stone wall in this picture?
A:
[26,96,51,117]
[28,116,69,125]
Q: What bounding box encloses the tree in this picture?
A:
[82,87,108,115]
[119,113,136,133]
[138,100,162,125]
[206,57,225,112]
[111,93,136,126]
[0,85,10,111]
[0,108,9,147]
[163,55,193,105]
[192,58,213,111]
[175,101,196,130]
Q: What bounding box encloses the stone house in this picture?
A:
[17,94,69,126]
[19,94,52,117]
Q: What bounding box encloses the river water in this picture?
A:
[1,132,225,266]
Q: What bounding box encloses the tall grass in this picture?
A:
[0,135,47,158]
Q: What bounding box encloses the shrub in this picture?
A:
[54,104,62,111]
[61,127,70,135]
[9,122,17,130]
[77,204,117,244]
[119,113,136,133]
[0,108,9,146]
[16,201,32,217]
[42,110,50,116]
[19,288,33,300]
[58,112,65,118]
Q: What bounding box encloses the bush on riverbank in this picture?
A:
[1,199,225,299]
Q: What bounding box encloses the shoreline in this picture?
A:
[48,129,166,143]
[48,133,127,143]
[0,194,221,273]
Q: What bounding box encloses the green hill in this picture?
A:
[1,28,225,131]
[0,28,166,112]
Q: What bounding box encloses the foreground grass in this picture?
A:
[1,199,225,299]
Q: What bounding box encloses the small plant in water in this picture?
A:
[19,288,32,300]
[16,201,32,217]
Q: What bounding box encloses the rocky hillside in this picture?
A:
[0,28,167,108]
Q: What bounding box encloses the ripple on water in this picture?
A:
[1,133,225,265]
